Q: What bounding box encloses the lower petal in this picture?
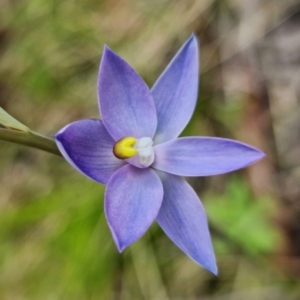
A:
[105,165,163,252]
[55,119,125,184]
[156,172,217,275]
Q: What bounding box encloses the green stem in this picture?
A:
[0,128,62,157]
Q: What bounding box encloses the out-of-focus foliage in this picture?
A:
[0,178,118,299]
[206,178,278,255]
[1,0,300,299]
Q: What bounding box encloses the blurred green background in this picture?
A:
[1,0,300,299]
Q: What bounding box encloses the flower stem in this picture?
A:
[0,128,61,157]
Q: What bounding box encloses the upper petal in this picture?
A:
[98,46,157,141]
[156,172,217,275]
[55,119,125,184]
[105,165,163,252]
[152,35,199,144]
[153,137,265,176]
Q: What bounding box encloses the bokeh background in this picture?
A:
[1,0,300,299]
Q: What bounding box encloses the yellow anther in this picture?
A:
[113,137,137,159]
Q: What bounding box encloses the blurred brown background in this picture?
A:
[1,0,300,299]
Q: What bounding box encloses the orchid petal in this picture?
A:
[105,165,163,252]
[98,47,157,141]
[156,172,217,274]
[153,137,265,176]
[152,35,199,144]
[55,119,125,184]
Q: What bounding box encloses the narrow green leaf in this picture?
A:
[0,107,30,132]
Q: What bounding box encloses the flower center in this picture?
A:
[113,137,137,159]
[113,136,154,167]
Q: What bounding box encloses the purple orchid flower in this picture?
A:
[55,35,264,275]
